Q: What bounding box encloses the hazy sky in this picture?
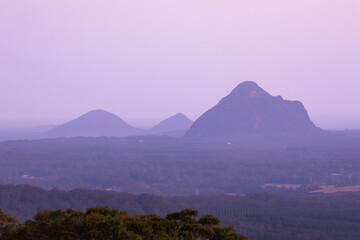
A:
[1,1,359,128]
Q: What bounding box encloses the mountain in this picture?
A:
[150,113,193,136]
[46,109,143,138]
[185,81,320,138]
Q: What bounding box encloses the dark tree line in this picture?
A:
[2,185,360,239]
[0,207,247,240]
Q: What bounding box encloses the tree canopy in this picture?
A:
[0,207,247,240]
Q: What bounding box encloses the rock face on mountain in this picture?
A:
[185,81,320,138]
[46,110,143,138]
[151,113,193,134]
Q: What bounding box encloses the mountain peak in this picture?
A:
[229,81,270,99]
[80,109,119,118]
[46,109,142,138]
[185,82,320,138]
[168,113,191,121]
[151,113,193,134]
[86,109,113,114]
[235,81,259,88]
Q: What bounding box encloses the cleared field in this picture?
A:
[311,185,360,193]
[263,183,302,190]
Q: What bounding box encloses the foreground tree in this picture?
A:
[0,209,19,240]
[0,207,248,240]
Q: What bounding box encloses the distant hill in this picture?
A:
[150,113,193,136]
[45,109,144,138]
[185,81,321,139]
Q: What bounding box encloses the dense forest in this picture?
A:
[0,136,360,195]
[1,185,360,240]
[0,206,247,240]
[1,135,360,239]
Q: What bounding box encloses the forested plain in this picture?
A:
[1,134,360,239]
[0,135,360,195]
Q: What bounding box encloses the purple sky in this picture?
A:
[1,1,359,128]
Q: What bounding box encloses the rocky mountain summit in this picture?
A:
[185,81,320,138]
